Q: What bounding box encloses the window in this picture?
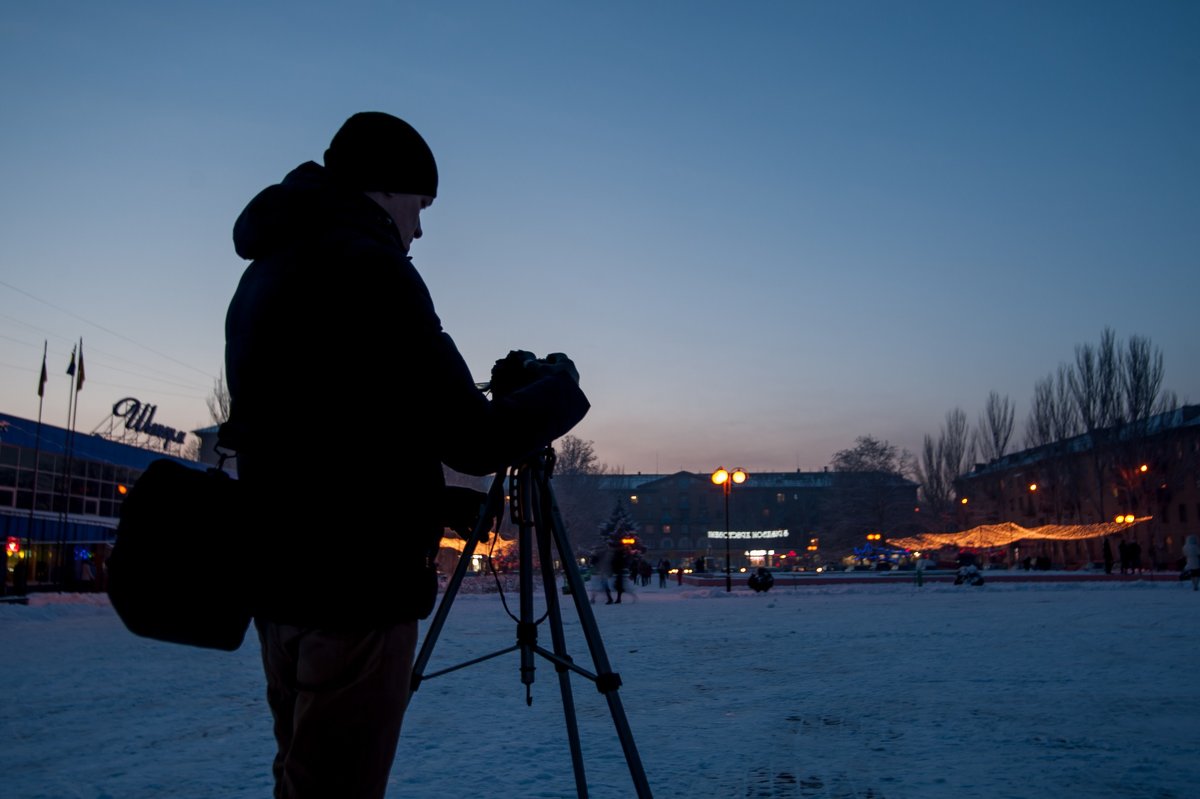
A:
[776,493,786,504]
[1180,504,1189,524]
[662,525,671,535]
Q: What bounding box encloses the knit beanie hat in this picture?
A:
[324,112,438,197]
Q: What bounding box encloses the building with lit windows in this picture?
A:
[0,411,203,594]
[954,404,1200,569]
[598,469,920,571]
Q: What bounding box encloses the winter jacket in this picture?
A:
[224,162,588,629]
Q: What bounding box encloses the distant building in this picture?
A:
[1,411,203,593]
[596,469,919,571]
[956,404,1200,568]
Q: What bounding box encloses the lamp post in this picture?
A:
[711,467,747,592]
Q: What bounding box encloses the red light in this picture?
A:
[5,536,19,556]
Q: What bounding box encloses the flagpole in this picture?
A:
[57,343,78,590]
[65,338,86,589]
[24,341,49,592]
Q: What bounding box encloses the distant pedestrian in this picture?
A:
[914,555,929,587]
[611,546,635,603]
[1118,539,1130,575]
[1182,535,1200,592]
[80,558,95,591]
[657,559,670,588]
[590,547,614,605]
[1102,538,1114,575]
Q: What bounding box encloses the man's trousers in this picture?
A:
[256,619,419,799]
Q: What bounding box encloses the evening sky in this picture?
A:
[1,0,1196,474]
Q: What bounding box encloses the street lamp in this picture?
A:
[711,467,748,592]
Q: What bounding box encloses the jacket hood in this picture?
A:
[233,161,397,260]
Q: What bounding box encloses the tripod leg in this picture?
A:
[537,468,654,799]
[530,476,589,797]
[411,474,505,693]
[515,470,538,701]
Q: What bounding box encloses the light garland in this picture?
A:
[889,517,1152,551]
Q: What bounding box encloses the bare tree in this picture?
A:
[1070,327,1122,433]
[976,391,1015,463]
[1097,328,1122,427]
[1024,364,1085,523]
[825,435,917,547]
[207,369,231,426]
[830,435,913,475]
[1113,335,1174,523]
[914,408,975,530]
[1069,329,1123,520]
[552,435,610,551]
[1026,376,1056,450]
[1052,364,1080,442]
[556,435,604,476]
[1027,365,1080,526]
[916,433,952,521]
[1155,389,1179,416]
[1121,335,1165,425]
[941,407,975,480]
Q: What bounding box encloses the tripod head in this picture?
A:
[506,446,557,529]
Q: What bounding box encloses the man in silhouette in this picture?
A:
[224,112,588,798]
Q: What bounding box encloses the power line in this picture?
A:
[0,278,214,379]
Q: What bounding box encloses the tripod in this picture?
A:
[410,447,653,799]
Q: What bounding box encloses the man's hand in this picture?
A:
[539,352,580,385]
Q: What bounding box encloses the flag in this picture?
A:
[66,345,76,377]
[76,339,85,391]
[37,342,48,397]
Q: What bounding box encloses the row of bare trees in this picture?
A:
[1026,328,1175,451]
[915,328,1181,527]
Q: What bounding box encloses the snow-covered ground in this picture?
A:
[2,578,1196,798]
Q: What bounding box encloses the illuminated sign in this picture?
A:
[112,397,187,446]
[705,529,789,540]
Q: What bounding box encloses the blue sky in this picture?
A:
[1,1,1197,474]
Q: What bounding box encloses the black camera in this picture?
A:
[486,350,577,398]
